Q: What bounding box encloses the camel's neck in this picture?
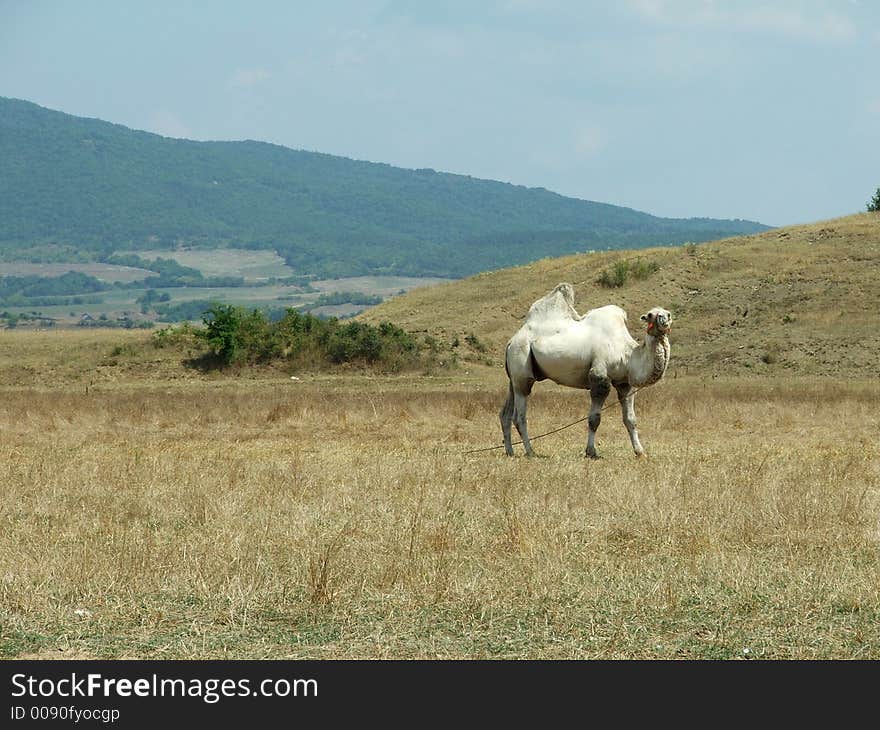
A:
[628,332,670,386]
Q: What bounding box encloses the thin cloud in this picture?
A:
[574,126,605,158]
[624,1,858,43]
[739,6,856,42]
[229,68,271,88]
[333,47,366,67]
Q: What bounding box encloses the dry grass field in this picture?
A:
[0,327,878,660]
[2,213,879,660]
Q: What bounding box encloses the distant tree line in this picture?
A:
[0,310,56,328]
[0,271,108,306]
[148,290,382,324]
[299,291,383,310]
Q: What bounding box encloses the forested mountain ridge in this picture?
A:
[0,97,770,278]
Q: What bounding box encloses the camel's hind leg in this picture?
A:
[501,337,536,456]
[500,381,534,456]
[512,390,535,457]
[500,382,516,456]
[586,372,611,459]
[615,383,645,458]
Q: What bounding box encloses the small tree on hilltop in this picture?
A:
[868,187,880,212]
[201,303,242,365]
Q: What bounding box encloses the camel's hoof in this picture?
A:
[585,451,601,460]
[634,451,647,460]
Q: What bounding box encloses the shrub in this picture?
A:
[868,187,880,213]
[172,305,435,371]
[199,304,244,365]
[464,333,487,353]
[109,344,135,357]
[597,259,660,288]
[151,322,196,348]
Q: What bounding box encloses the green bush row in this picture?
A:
[155,304,444,372]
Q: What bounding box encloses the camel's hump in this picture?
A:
[526,282,579,321]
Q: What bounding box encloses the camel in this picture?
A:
[499,283,672,458]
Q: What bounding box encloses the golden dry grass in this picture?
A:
[1,327,878,659]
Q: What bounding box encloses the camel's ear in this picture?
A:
[640,313,650,322]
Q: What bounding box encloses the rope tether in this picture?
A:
[462,384,651,455]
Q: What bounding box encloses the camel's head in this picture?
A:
[641,307,672,336]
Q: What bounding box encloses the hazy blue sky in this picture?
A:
[2,0,878,226]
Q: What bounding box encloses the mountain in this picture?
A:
[360,213,880,377]
[0,96,770,278]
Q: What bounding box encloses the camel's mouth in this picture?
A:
[647,320,671,335]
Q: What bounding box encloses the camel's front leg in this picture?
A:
[615,383,645,458]
[586,373,610,459]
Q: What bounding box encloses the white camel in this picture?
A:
[499,282,672,458]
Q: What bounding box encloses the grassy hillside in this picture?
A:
[0,97,768,278]
[360,213,880,377]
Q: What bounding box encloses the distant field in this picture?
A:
[1,284,311,324]
[127,248,295,282]
[0,328,877,659]
[0,262,154,283]
[1,260,452,325]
